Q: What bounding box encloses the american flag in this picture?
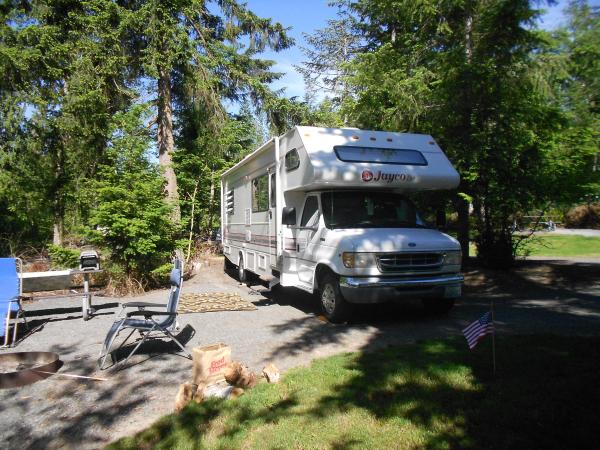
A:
[463,311,494,350]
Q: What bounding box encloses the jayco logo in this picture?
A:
[361,169,414,183]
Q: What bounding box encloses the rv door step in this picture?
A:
[280,272,313,293]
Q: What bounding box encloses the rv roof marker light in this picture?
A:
[351,135,359,140]
[429,141,435,145]
[370,137,376,141]
[386,138,393,142]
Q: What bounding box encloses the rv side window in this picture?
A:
[252,174,269,212]
[334,146,428,165]
[226,190,234,215]
[269,173,276,208]
[285,149,300,171]
[300,196,319,227]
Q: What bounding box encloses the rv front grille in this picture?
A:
[377,253,443,272]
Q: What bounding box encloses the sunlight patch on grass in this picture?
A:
[517,235,600,257]
[469,235,600,258]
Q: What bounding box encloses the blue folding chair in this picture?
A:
[0,258,27,347]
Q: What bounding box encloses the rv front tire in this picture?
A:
[319,273,352,323]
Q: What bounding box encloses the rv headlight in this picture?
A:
[443,251,462,266]
[342,252,378,268]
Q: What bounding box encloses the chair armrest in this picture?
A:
[126,310,177,318]
[121,302,167,309]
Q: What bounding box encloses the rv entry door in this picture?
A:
[268,169,277,264]
[296,195,321,285]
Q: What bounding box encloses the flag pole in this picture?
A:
[491,298,496,377]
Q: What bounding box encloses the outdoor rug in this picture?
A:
[178,292,257,314]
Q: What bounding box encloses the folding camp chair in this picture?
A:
[98,259,191,369]
[0,258,27,347]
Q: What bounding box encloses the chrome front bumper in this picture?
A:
[339,274,464,304]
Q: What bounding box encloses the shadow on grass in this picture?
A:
[108,335,600,449]
[110,394,300,450]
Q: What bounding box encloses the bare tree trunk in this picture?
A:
[157,66,180,222]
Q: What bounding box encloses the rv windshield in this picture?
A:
[321,191,427,229]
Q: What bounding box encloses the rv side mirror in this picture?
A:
[282,207,296,226]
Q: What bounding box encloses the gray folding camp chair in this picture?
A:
[98,260,191,369]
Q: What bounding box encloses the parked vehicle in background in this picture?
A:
[221,126,463,322]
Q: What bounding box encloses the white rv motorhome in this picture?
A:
[221,126,463,322]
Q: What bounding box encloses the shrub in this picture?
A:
[564,204,600,229]
[150,262,175,285]
[86,106,179,286]
[100,262,146,296]
[47,245,80,269]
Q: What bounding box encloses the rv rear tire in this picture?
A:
[319,273,352,323]
[237,255,247,283]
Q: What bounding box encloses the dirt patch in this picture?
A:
[464,259,600,294]
[179,292,257,313]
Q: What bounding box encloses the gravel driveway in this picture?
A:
[1,257,599,449]
[551,228,600,237]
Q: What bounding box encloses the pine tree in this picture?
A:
[123,0,293,222]
[0,0,134,247]
[340,0,566,267]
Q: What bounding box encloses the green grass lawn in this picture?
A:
[467,235,600,258]
[517,234,600,257]
[109,336,600,450]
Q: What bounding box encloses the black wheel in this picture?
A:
[422,297,455,315]
[237,255,247,283]
[319,273,352,323]
[224,256,235,274]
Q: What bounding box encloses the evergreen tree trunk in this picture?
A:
[52,147,66,246]
[52,211,64,246]
[207,169,215,232]
[157,66,181,222]
[457,197,470,259]
[435,204,447,229]
[457,13,474,261]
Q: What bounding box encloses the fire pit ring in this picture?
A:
[0,352,61,389]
